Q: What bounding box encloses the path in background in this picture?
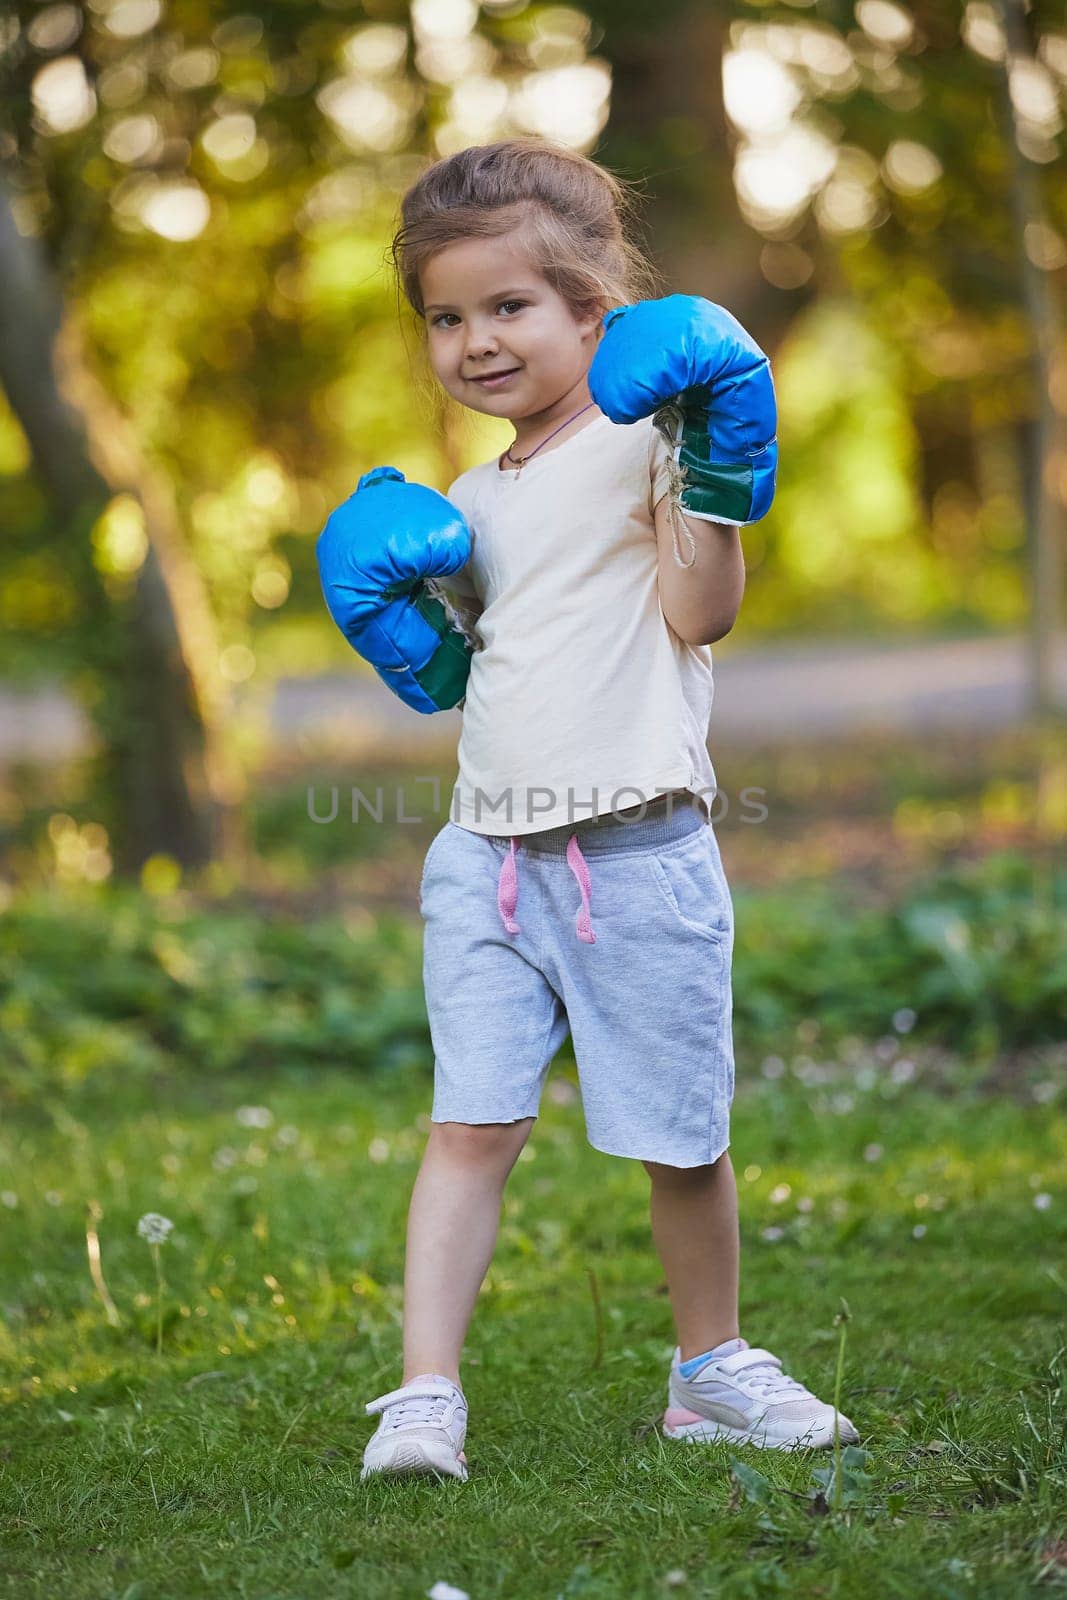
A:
[2,631,1066,765]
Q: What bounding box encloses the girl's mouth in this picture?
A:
[471,369,520,390]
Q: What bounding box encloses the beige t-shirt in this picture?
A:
[437,410,719,836]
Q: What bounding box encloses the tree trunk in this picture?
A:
[992,0,1065,717]
[590,0,816,353]
[0,175,245,875]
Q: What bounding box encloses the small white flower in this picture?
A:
[769,1183,791,1204]
[1034,1193,1052,1211]
[44,1190,63,1206]
[236,1105,273,1129]
[912,1223,927,1239]
[761,1055,786,1079]
[427,1584,470,1600]
[761,1225,785,1242]
[212,1146,238,1171]
[274,1124,300,1147]
[137,1212,174,1245]
[863,1143,884,1162]
[892,1007,917,1034]
[891,1058,916,1084]
[1,1191,17,1208]
[796,1196,814,1213]
[1032,1081,1058,1104]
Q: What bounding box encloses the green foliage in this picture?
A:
[0,887,428,1108]
[732,849,1067,1054]
[1,848,1063,1110]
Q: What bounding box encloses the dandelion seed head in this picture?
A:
[137,1212,174,1244]
[236,1105,273,1129]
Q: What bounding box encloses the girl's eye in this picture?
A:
[431,300,526,328]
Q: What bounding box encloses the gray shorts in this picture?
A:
[419,794,735,1167]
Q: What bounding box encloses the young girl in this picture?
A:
[359,137,859,1482]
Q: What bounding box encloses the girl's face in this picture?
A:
[420,233,602,422]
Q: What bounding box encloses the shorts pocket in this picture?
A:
[419,821,453,897]
[647,833,732,944]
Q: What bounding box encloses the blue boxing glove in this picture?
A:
[588,294,777,528]
[316,466,477,714]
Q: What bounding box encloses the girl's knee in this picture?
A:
[643,1149,730,1182]
[430,1117,535,1166]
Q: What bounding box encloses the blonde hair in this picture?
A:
[388,136,664,335]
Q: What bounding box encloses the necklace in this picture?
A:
[500,401,597,478]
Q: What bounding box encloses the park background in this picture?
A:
[0,1,1065,1597]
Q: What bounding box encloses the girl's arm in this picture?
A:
[653,496,746,647]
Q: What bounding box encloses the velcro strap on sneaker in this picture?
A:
[716,1347,782,1378]
[364,1379,461,1416]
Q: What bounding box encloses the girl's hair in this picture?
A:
[388,136,664,329]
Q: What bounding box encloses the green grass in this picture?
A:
[1,1056,1064,1598]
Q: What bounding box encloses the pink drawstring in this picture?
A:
[496,834,597,943]
[497,837,522,934]
[566,834,597,943]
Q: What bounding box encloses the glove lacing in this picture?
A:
[653,401,698,570]
[424,578,482,650]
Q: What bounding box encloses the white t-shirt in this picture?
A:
[437,410,719,836]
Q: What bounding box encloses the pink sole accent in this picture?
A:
[663,1406,707,1427]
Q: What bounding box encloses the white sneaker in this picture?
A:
[360,1373,469,1482]
[663,1339,860,1451]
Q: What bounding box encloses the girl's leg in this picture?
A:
[642,1149,740,1359]
[402,1117,536,1385]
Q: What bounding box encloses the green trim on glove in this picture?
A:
[657,386,757,525]
[409,587,473,710]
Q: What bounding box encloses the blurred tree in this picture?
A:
[0,0,1063,883]
[0,174,242,872]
